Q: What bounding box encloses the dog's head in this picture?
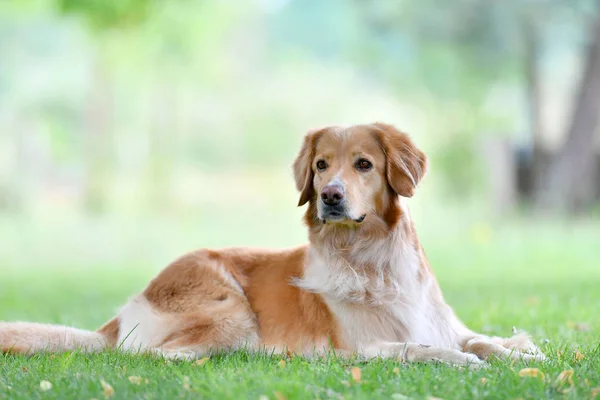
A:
[293,123,427,229]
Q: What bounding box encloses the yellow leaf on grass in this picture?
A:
[480,377,488,385]
[392,367,400,375]
[273,391,287,400]
[567,321,591,332]
[591,387,600,398]
[351,367,362,383]
[278,359,287,368]
[519,368,545,380]
[470,223,492,245]
[128,376,143,385]
[39,380,52,391]
[525,297,539,306]
[100,380,114,399]
[555,370,574,386]
[195,357,210,366]
[575,350,584,362]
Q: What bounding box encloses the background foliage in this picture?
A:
[1,1,599,399]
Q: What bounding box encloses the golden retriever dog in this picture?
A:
[0,123,545,366]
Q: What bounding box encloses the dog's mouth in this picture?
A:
[321,211,367,224]
[354,214,366,223]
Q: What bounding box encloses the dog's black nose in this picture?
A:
[321,185,344,206]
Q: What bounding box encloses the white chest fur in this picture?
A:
[295,232,464,350]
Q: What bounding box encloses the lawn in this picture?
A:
[0,203,598,399]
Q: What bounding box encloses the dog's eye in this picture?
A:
[356,159,372,171]
[316,160,328,171]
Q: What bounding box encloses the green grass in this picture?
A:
[0,206,599,399]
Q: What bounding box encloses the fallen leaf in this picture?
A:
[351,367,361,383]
[273,391,286,400]
[519,368,545,380]
[555,370,574,386]
[480,377,488,385]
[22,367,29,373]
[39,380,52,391]
[278,359,286,368]
[567,321,591,332]
[525,297,539,306]
[183,376,190,391]
[100,380,114,399]
[392,367,400,375]
[575,350,585,362]
[128,376,143,385]
[195,357,210,366]
[470,223,492,245]
[591,387,600,398]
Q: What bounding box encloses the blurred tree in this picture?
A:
[351,0,600,211]
[534,4,600,212]
[56,0,154,29]
[45,0,164,213]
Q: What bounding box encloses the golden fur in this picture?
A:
[0,123,544,366]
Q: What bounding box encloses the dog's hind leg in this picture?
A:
[118,251,259,359]
[150,305,259,360]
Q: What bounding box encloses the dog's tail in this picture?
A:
[0,317,119,355]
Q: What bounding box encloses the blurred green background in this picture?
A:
[1,4,599,399]
[0,0,599,314]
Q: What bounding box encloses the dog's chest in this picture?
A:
[296,247,442,348]
[325,297,407,347]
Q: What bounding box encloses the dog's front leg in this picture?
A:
[356,342,485,368]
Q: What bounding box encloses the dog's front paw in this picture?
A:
[497,333,546,361]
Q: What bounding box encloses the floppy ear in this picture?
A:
[293,129,324,206]
[372,123,428,198]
